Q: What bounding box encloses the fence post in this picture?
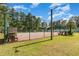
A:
[4,13,8,42]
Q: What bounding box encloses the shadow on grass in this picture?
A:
[14,39,51,53]
[0,39,4,44]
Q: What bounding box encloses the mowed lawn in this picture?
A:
[0,33,4,39]
[0,33,79,56]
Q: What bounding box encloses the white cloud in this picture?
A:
[48,4,71,21]
[63,14,73,20]
[55,7,61,10]
[68,14,73,18]
[53,11,65,18]
[13,5,31,12]
[55,4,70,12]
[13,5,27,10]
[47,12,72,21]
[63,18,67,20]
[31,3,40,8]
[49,3,62,8]
[47,16,51,20]
[36,16,43,18]
[47,11,65,21]
[61,4,70,12]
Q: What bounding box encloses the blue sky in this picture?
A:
[7,3,79,22]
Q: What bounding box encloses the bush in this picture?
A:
[68,30,73,35]
[64,31,68,36]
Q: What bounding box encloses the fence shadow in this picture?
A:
[0,39,4,44]
[14,39,51,53]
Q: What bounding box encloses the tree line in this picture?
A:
[0,4,43,32]
[0,4,78,33]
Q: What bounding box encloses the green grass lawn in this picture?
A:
[0,33,4,39]
[0,33,79,56]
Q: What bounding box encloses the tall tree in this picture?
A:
[66,17,77,35]
[0,4,9,32]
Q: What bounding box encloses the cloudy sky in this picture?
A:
[7,3,79,22]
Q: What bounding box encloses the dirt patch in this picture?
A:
[17,32,58,41]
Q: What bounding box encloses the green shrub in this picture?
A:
[68,30,73,35]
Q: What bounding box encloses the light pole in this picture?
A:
[50,6,58,40]
[28,13,32,40]
[50,9,53,40]
[29,18,31,40]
